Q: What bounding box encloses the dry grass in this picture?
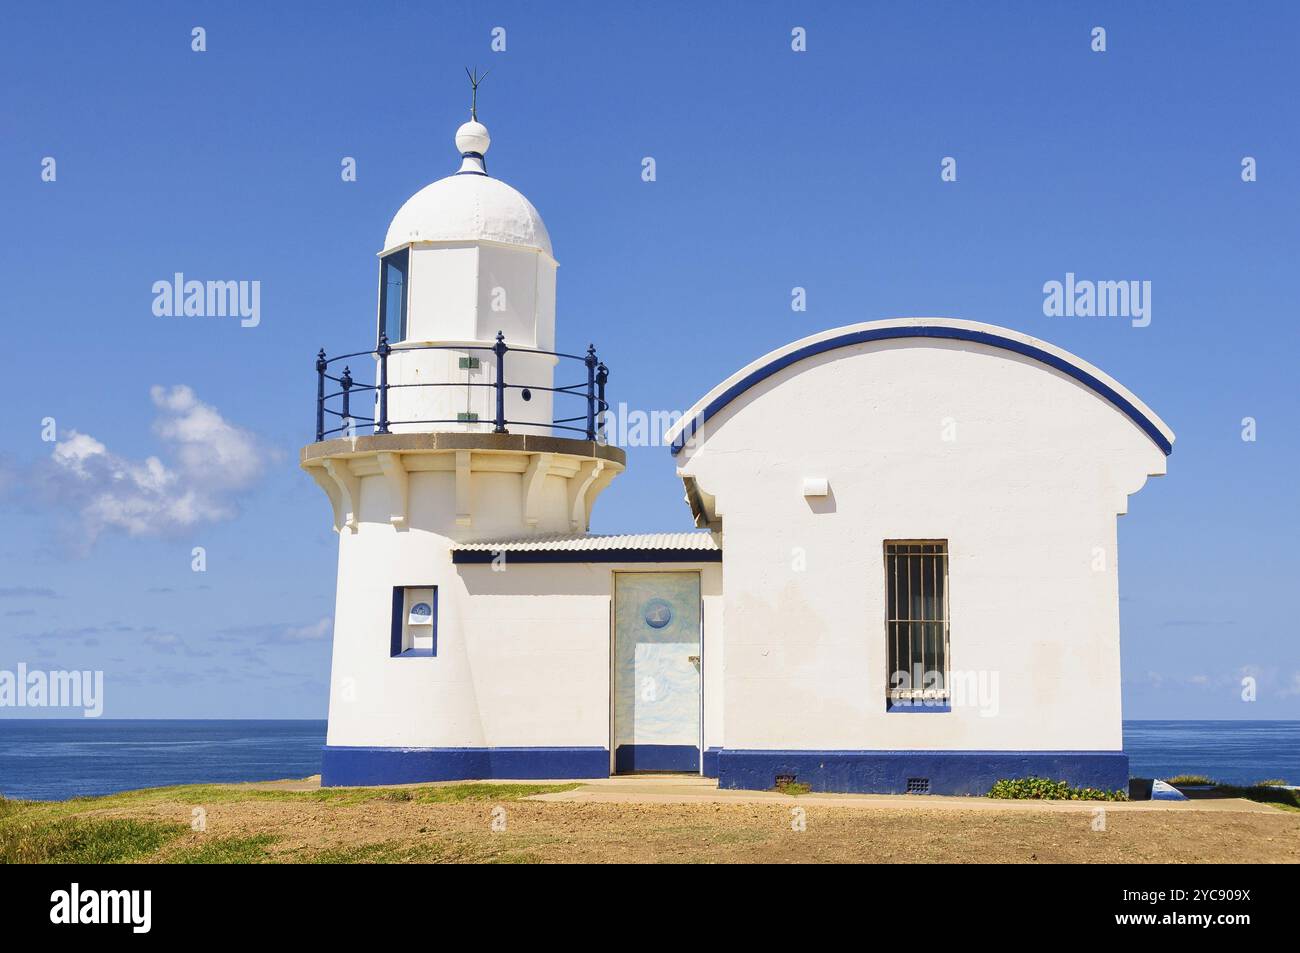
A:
[4,781,1299,863]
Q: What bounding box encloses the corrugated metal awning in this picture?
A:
[451,532,721,563]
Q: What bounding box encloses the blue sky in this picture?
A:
[0,2,1296,719]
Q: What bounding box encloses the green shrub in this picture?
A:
[988,777,1127,801]
[1254,779,1290,788]
[1165,774,1216,786]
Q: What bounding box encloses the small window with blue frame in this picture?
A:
[378,247,409,344]
[391,586,436,657]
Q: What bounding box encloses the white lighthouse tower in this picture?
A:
[302,98,625,785]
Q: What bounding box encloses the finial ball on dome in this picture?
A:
[455,121,490,156]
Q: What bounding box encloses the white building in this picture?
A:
[302,111,1173,795]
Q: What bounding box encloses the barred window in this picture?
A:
[885,541,950,701]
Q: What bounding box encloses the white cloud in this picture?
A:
[282,617,332,641]
[45,386,268,544]
[149,385,264,485]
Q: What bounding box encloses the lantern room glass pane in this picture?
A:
[379,248,409,344]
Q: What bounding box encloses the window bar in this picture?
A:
[941,545,950,685]
[906,547,914,692]
[889,546,899,686]
[919,548,926,688]
[896,546,903,692]
[933,546,941,691]
[890,547,899,691]
[939,548,945,688]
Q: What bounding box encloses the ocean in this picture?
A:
[0,720,327,801]
[0,719,1296,801]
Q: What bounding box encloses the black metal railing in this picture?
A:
[314,331,609,442]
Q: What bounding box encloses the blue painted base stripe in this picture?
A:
[321,745,609,786]
[323,746,1129,795]
[614,744,700,773]
[715,749,1129,796]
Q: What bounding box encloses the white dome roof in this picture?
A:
[383,119,552,257]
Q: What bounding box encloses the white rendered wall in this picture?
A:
[406,244,478,340]
[324,477,722,756]
[316,448,712,757]
[674,337,1167,754]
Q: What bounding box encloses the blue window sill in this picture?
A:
[887,698,951,713]
[394,648,436,658]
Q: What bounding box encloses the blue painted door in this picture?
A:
[613,572,702,773]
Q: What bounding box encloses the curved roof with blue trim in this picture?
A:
[664,318,1175,456]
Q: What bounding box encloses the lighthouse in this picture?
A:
[302,91,1170,796]
[303,103,629,785]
